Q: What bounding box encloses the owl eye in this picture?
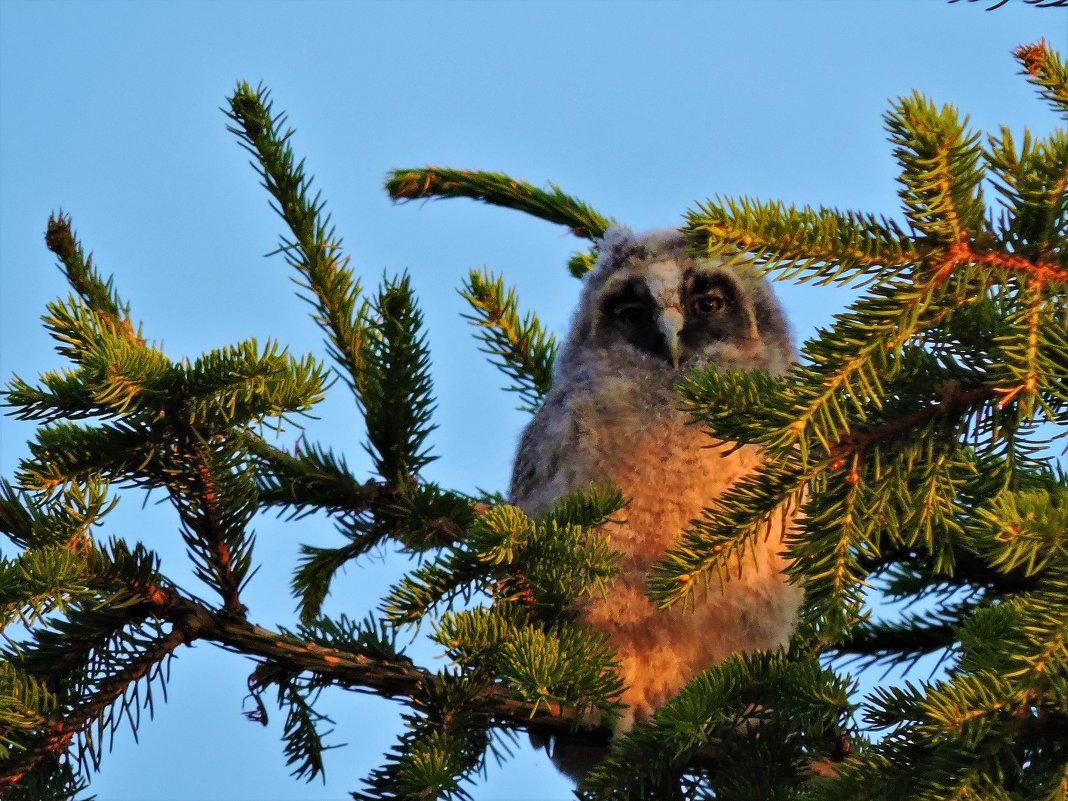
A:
[692,294,726,315]
[613,303,649,327]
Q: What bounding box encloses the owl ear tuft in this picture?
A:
[593,224,636,268]
[596,224,635,250]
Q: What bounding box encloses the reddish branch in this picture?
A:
[4,545,854,792]
[934,242,1068,284]
[0,626,186,788]
[186,437,247,617]
[159,591,599,731]
[968,247,1067,282]
[829,383,998,461]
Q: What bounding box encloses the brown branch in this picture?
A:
[933,242,1068,284]
[186,436,247,617]
[161,592,599,734]
[4,574,847,792]
[829,382,997,461]
[0,625,186,788]
[154,591,849,775]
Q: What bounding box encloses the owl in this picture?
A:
[509,225,802,781]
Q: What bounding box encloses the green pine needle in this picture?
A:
[459,269,557,412]
[386,167,614,240]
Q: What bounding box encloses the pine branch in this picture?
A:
[832,602,973,669]
[383,496,621,628]
[567,249,599,278]
[16,422,158,493]
[6,370,118,424]
[459,269,557,412]
[684,198,919,287]
[970,488,1068,578]
[176,435,255,616]
[963,244,1068,281]
[985,126,1068,263]
[247,425,480,622]
[655,376,1012,627]
[242,433,381,516]
[0,623,184,789]
[762,270,994,467]
[355,274,437,482]
[828,382,997,461]
[43,214,139,343]
[179,339,328,430]
[0,547,97,629]
[292,537,381,624]
[246,663,337,782]
[580,651,854,800]
[225,82,369,400]
[0,662,58,757]
[886,91,987,245]
[386,167,613,240]
[353,674,493,801]
[89,588,842,795]
[1015,39,1068,121]
[146,588,610,738]
[0,478,116,550]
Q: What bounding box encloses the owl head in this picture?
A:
[556,225,793,380]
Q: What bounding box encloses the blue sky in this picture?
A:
[0,1,1064,799]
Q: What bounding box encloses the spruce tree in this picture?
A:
[1,40,1065,801]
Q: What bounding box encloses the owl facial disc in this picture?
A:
[555,225,795,382]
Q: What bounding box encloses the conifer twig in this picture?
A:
[828,382,997,460]
[241,431,387,515]
[185,437,248,617]
[43,214,137,341]
[460,269,557,411]
[958,246,1068,282]
[143,586,607,733]
[386,167,613,240]
[226,83,368,395]
[0,626,185,788]
[1014,39,1068,119]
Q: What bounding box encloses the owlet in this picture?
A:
[508,225,802,780]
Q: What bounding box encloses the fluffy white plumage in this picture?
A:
[509,226,802,779]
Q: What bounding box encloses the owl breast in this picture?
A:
[512,359,801,729]
[574,376,799,726]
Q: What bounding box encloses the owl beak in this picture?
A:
[658,307,685,368]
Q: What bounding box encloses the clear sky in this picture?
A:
[0,1,1064,799]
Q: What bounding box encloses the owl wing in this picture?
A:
[511,385,609,778]
[508,386,586,517]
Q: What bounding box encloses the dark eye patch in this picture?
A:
[614,303,649,326]
[681,271,747,350]
[687,273,738,311]
[602,278,654,325]
[599,278,668,361]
